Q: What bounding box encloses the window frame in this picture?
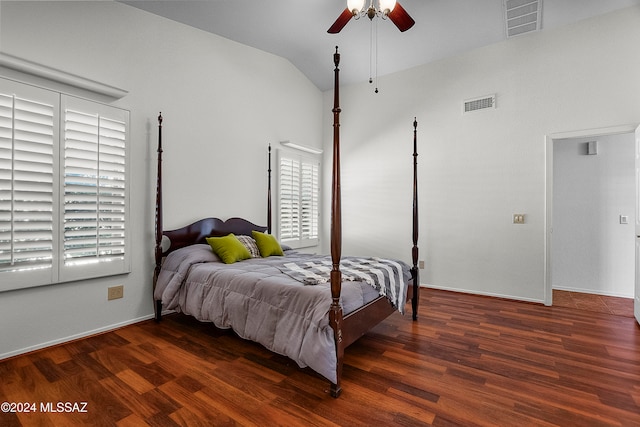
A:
[0,78,130,292]
[0,79,60,290]
[59,95,130,284]
[276,148,320,249]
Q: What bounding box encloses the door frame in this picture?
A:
[545,124,638,307]
[635,124,640,324]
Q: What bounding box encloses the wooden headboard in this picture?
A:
[153,113,272,280]
[162,217,267,256]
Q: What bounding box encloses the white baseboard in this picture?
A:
[552,285,633,299]
[0,314,155,361]
[424,284,545,304]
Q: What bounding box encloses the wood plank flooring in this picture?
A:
[553,289,634,317]
[1,288,639,426]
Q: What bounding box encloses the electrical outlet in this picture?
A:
[513,214,525,224]
[419,260,425,269]
[108,285,124,300]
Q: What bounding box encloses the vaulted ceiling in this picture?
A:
[122,0,640,91]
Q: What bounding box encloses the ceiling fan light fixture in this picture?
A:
[348,0,366,15]
[328,0,413,33]
[378,0,397,16]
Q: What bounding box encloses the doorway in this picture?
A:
[545,125,637,307]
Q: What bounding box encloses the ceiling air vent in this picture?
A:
[464,94,496,114]
[503,0,542,38]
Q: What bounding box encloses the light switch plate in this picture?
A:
[513,214,525,224]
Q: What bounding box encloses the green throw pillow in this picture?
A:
[206,234,251,264]
[251,230,284,257]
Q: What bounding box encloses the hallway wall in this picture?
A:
[552,132,635,297]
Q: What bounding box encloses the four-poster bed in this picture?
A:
[152,47,420,397]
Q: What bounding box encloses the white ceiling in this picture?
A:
[121,0,640,91]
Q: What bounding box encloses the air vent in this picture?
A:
[504,0,542,38]
[464,94,496,113]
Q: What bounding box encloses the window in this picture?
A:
[0,78,129,291]
[278,150,320,248]
[59,96,129,283]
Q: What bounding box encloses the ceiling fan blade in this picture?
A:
[388,2,415,32]
[327,8,354,34]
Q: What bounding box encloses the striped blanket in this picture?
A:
[279,256,410,314]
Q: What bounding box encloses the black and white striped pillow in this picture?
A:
[236,235,261,258]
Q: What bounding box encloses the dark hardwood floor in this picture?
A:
[1,288,639,426]
[553,289,634,317]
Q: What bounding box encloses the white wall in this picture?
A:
[322,6,640,303]
[0,1,322,358]
[552,133,635,298]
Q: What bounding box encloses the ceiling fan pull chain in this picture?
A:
[369,18,374,85]
[374,18,379,93]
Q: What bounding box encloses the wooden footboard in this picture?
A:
[342,280,418,348]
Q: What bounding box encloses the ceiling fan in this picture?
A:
[327,0,415,33]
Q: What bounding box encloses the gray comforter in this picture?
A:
[154,244,409,383]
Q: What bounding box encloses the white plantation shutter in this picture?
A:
[300,161,319,241]
[0,78,129,291]
[60,96,129,282]
[0,81,58,290]
[279,157,300,241]
[63,111,126,262]
[278,151,319,248]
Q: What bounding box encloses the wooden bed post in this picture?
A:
[329,46,344,398]
[153,113,163,322]
[267,144,272,234]
[411,118,419,321]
